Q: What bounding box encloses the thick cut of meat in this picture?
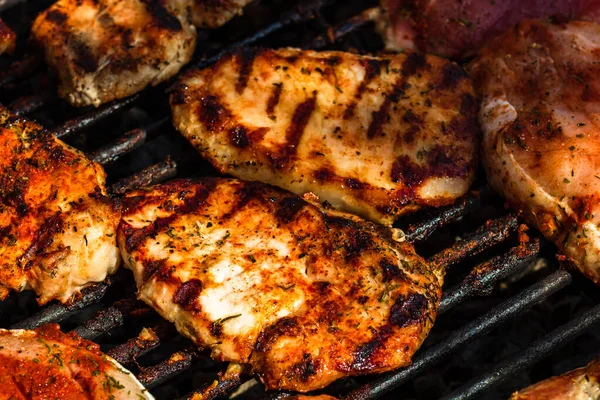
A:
[0,106,120,304]
[31,0,196,107]
[118,178,442,392]
[191,0,253,28]
[0,19,15,55]
[469,20,600,284]
[378,0,600,59]
[510,358,600,400]
[170,48,479,225]
[0,324,153,399]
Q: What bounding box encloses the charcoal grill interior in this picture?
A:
[1,1,600,399]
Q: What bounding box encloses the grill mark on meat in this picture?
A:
[70,37,99,73]
[268,95,316,169]
[235,48,258,94]
[124,181,216,253]
[275,196,306,224]
[344,229,373,260]
[350,325,393,371]
[198,95,232,133]
[17,213,64,268]
[220,183,264,221]
[389,292,428,327]
[140,0,182,32]
[44,9,68,24]
[266,83,283,117]
[229,126,250,148]
[173,279,203,311]
[381,259,405,282]
[367,53,426,140]
[437,63,468,90]
[142,259,167,283]
[292,353,319,381]
[391,144,468,187]
[343,59,384,120]
[254,317,300,353]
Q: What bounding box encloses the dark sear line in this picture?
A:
[266,82,283,117]
[139,0,183,32]
[269,95,317,169]
[343,59,386,120]
[236,48,258,94]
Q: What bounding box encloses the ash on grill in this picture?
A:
[1,0,600,399]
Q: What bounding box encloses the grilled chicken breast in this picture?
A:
[118,178,442,391]
[191,0,253,28]
[510,358,600,400]
[0,324,153,399]
[0,19,15,55]
[378,0,600,59]
[0,106,120,304]
[469,20,600,284]
[170,48,479,225]
[31,0,196,107]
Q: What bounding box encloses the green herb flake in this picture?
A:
[564,178,571,184]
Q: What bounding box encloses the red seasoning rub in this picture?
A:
[170,48,479,225]
[469,20,600,284]
[118,178,442,392]
[0,106,120,304]
[0,324,153,400]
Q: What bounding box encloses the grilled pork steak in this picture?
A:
[0,324,153,399]
[0,106,120,304]
[470,19,600,284]
[170,48,479,225]
[118,178,442,392]
[31,0,196,107]
[378,0,600,59]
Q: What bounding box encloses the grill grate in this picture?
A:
[1,0,600,399]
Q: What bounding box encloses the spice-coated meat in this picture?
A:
[0,19,15,55]
[510,357,600,399]
[0,324,153,400]
[0,106,120,304]
[191,0,253,28]
[118,178,442,392]
[378,0,600,59]
[170,48,479,225]
[469,20,600,284]
[31,0,196,107]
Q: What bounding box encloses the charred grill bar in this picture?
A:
[1,0,600,399]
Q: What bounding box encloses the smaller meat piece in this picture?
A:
[191,0,253,28]
[0,324,154,399]
[0,19,15,55]
[378,0,600,59]
[511,357,600,400]
[31,0,196,107]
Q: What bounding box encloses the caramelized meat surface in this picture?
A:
[0,324,153,399]
[378,0,600,59]
[0,18,15,55]
[118,178,442,391]
[470,20,600,284]
[171,48,479,225]
[0,106,120,304]
[511,358,600,400]
[31,0,196,107]
[191,0,253,28]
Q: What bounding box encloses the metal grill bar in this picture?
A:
[343,270,572,400]
[73,306,124,340]
[439,238,540,314]
[138,350,195,388]
[442,302,600,400]
[50,94,141,139]
[107,327,163,366]
[9,89,55,116]
[0,54,40,89]
[405,191,483,243]
[305,6,380,49]
[10,282,109,329]
[428,214,518,271]
[110,158,178,195]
